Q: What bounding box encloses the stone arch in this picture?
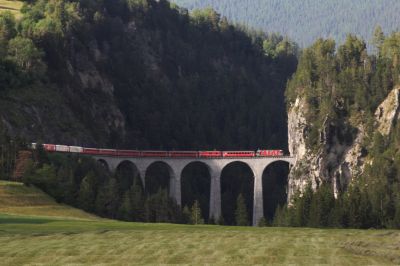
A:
[220,161,255,225]
[180,161,212,222]
[262,160,291,221]
[145,161,176,196]
[115,160,143,192]
[97,159,110,172]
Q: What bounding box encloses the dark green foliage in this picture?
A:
[279,33,400,230]
[171,0,400,48]
[221,163,253,225]
[181,162,210,222]
[235,193,248,226]
[1,0,296,150]
[23,151,184,223]
[182,205,191,224]
[145,189,181,223]
[273,178,400,229]
[77,171,96,212]
[257,217,267,227]
[262,161,289,221]
[308,184,335,227]
[0,130,20,180]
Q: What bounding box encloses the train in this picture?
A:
[31,143,284,158]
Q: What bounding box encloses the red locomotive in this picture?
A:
[32,143,286,158]
[256,150,283,157]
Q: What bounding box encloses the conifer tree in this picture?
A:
[118,190,133,221]
[190,200,204,224]
[95,177,119,218]
[131,178,145,222]
[77,172,96,212]
[393,200,400,229]
[182,205,191,224]
[235,193,248,226]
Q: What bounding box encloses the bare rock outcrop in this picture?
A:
[375,87,400,136]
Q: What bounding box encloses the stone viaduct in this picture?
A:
[93,155,295,226]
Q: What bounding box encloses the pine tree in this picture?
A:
[372,25,385,54]
[118,190,133,221]
[77,172,96,212]
[273,205,291,227]
[182,205,191,224]
[393,199,400,229]
[131,178,145,222]
[95,177,119,218]
[235,193,248,226]
[208,216,216,225]
[258,217,268,227]
[190,200,204,224]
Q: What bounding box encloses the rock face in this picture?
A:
[287,86,400,200]
[375,87,400,136]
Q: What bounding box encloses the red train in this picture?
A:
[31,143,284,158]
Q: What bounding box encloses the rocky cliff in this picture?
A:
[287,86,400,200]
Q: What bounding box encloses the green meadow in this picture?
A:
[0,181,399,265]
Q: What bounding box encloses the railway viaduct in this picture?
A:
[93,155,296,226]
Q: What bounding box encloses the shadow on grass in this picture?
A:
[0,214,54,224]
[0,5,18,10]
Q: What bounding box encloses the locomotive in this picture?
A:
[31,143,284,158]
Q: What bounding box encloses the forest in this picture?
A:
[0,0,295,226]
[0,0,297,150]
[0,0,400,228]
[171,0,400,48]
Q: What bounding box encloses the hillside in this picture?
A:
[0,181,98,219]
[0,0,297,150]
[170,0,400,48]
[279,33,400,228]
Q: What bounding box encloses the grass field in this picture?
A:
[0,214,399,265]
[0,181,399,265]
[0,0,22,17]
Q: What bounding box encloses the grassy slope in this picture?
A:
[0,181,98,220]
[0,0,22,17]
[0,181,399,265]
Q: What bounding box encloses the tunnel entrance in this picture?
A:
[221,162,254,225]
[145,162,173,196]
[181,162,211,222]
[262,161,289,222]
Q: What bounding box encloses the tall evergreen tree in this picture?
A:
[235,194,249,226]
[190,200,204,224]
[77,171,96,212]
[118,190,133,221]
